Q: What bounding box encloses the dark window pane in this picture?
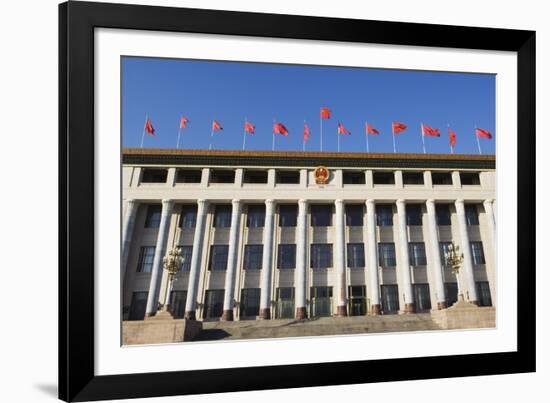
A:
[177,245,193,271]
[276,287,295,319]
[445,283,458,306]
[376,204,393,226]
[373,172,395,185]
[246,205,265,228]
[311,244,333,269]
[378,243,396,267]
[214,205,232,228]
[432,172,453,185]
[343,171,365,184]
[243,170,268,184]
[406,204,423,225]
[347,243,365,268]
[413,284,431,311]
[210,170,235,184]
[346,204,363,226]
[179,204,197,228]
[203,289,224,319]
[460,172,480,185]
[470,241,486,264]
[209,245,228,271]
[128,292,148,320]
[311,205,332,227]
[409,242,427,266]
[175,169,201,183]
[137,246,155,272]
[476,281,492,306]
[141,168,168,183]
[279,205,297,227]
[381,285,399,314]
[169,290,187,318]
[465,204,479,225]
[239,288,261,318]
[439,242,453,267]
[276,170,300,184]
[277,244,296,269]
[144,205,162,228]
[244,245,263,270]
[310,286,333,317]
[436,204,452,226]
[348,285,367,316]
[403,172,424,185]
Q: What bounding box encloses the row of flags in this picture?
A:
[141,107,494,154]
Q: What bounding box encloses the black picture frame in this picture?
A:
[59,1,536,401]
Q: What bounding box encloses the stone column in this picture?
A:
[121,199,138,279]
[396,199,415,313]
[259,199,276,319]
[221,199,243,321]
[334,199,348,316]
[295,199,308,319]
[145,199,174,317]
[455,199,478,304]
[365,200,381,314]
[426,199,447,309]
[184,199,209,320]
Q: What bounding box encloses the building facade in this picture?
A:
[121,149,496,323]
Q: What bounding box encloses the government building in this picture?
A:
[121,148,496,325]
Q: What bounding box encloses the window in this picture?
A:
[277,244,296,269]
[381,285,399,314]
[276,170,300,184]
[376,204,393,226]
[465,204,479,225]
[246,205,265,228]
[343,171,365,184]
[402,172,424,185]
[169,290,187,319]
[243,170,268,184]
[346,204,363,226]
[144,204,162,228]
[445,283,458,307]
[203,289,224,319]
[210,169,235,184]
[311,205,332,227]
[311,244,333,269]
[406,204,423,225]
[310,286,333,317]
[137,246,155,272]
[436,204,452,226]
[175,169,201,183]
[276,287,295,319]
[177,246,193,271]
[128,291,148,321]
[476,281,492,307]
[239,288,261,318]
[243,245,263,270]
[373,171,395,185]
[378,243,396,267]
[470,241,486,265]
[141,168,168,183]
[439,242,453,267]
[179,204,197,228]
[432,172,453,185]
[279,204,297,227]
[214,205,232,228]
[347,243,365,268]
[460,172,480,185]
[208,245,228,271]
[348,285,367,316]
[409,242,427,266]
[413,284,432,311]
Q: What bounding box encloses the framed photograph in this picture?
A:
[59,1,535,401]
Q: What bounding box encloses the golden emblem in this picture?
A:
[314,166,329,185]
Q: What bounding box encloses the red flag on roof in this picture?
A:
[144,117,155,136]
[366,123,379,135]
[212,120,223,131]
[448,127,457,147]
[273,122,289,136]
[304,123,310,142]
[475,127,493,139]
[422,124,441,137]
[179,117,189,129]
[320,107,331,119]
[337,122,351,135]
[244,121,255,134]
[392,121,407,135]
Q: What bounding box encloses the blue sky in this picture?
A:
[122,57,495,155]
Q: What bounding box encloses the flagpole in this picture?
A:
[272,118,276,151]
[303,120,306,152]
[209,122,214,150]
[176,127,182,149]
[447,123,453,154]
[337,124,340,152]
[475,124,482,154]
[320,114,323,152]
[242,118,247,150]
[140,113,147,148]
[365,121,369,153]
[421,123,426,154]
[392,125,397,153]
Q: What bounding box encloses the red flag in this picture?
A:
[212,120,223,131]
[273,122,289,136]
[366,123,379,135]
[392,121,407,135]
[337,122,351,135]
[422,124,441,137]
[475,127,493,139]
[448,127,457,147]
[179,117,189,129]
[320,107,331,119]
[244,121,255,134]
[144,117,155,136]
[304,123,310,142]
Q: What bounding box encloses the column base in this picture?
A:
[295,307,307,320]
[404,303,415,313]
[184,310,196,321]
[371,304,381,315]
[335,305,348,317]
[258,308,271,320]
[144,312,156,319]
[437,301,448,310]
[221,310,234,321]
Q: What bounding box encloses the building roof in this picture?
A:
[122,148,495,170]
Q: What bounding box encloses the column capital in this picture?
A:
[335,199,344,205]
[161,198,174,205]
[197,198,209,207]
[298,199,308,207]
[455,198,465,205]
[231,198,241,205]
[426,198,435,205]
[396,198,405,205]
[265,199,275,205]
[366,199,376,206]
[125,198,136,204]
[483,199,495,206]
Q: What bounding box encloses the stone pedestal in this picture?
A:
[430,300,495,329]
[123,318,203,345]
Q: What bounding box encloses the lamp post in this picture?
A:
[161,247,183,315]
[444,243,464,303]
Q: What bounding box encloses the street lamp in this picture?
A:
[444,243,464,303]
[161,247,183,314]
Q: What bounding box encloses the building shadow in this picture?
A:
[193,328,231,341]
[34,383,57,398]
